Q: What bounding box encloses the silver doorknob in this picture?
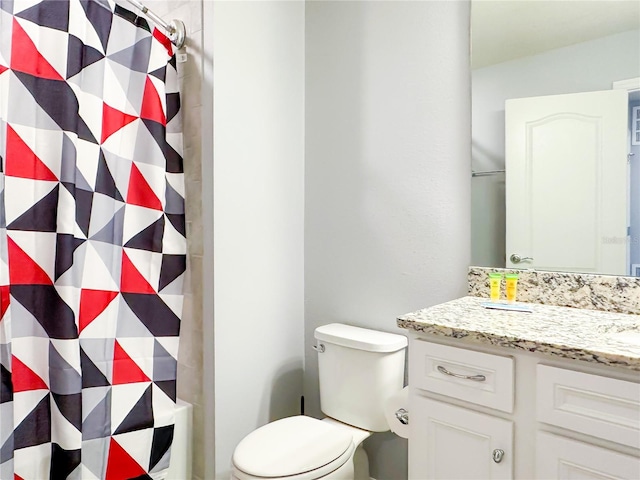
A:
[492,449,504,463]
[510,254,533,264]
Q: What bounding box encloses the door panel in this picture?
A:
[506,90,628,274]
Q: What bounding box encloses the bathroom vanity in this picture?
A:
[398,295,640,479]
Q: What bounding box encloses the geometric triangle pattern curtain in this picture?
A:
[0,1,185,478]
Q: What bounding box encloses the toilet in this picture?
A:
[231,323,408,480]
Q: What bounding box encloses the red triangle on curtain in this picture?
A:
[153,28,173,57]
[0,65,7,75]
[10,19,63,81]
[101,103,137,143]
[140,77,166,125]
[105,438,147,480]
[5,125,58,181]
[126,163,163,211]
[112,341,150,385]
[12,356,48,392]
[120,252,156,294]
[79,289,119,332]
[0,285,11,319]
[0,285,9,320]
[7,237,53,285]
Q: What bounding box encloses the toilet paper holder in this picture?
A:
[395,408,409,425]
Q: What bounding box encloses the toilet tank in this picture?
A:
[314,323,407,432]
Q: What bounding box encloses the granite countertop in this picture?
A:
[397,296,640,371]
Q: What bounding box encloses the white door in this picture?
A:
[505,90,628,274]
[409,396,513,480]
[536,431,640,479]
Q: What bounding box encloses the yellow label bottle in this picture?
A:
[489,273,502,302]
[505,273,519,303]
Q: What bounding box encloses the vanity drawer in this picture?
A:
[536,431,640,480]
[537,364,640,448]
[411,340,514,413]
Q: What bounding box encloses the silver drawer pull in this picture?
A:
[437,365,486,382]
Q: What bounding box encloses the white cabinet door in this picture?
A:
[536,432,640,480]
[409,396,513,480]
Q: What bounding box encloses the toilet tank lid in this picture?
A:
[314,323,408,352]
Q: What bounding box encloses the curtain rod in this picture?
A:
[126,0,186,48]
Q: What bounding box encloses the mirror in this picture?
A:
[470,0,640,276]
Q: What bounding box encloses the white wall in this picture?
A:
[212,1,305,478]
[305,2,471,478]
[472,29,640,268]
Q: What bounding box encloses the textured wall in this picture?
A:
[212,1,306,478]
[305,2,471,478]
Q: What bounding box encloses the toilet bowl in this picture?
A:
[231,416,371,480]
[231,324,407,480]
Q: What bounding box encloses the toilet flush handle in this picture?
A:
[312,343,325,353]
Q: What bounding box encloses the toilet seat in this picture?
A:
[232,416,355,480]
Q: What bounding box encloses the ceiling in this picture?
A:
[471,0,640,69]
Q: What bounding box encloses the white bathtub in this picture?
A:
[166,399,193,480]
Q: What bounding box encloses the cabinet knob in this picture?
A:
[492,449,505,463]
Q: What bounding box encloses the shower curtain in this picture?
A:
[0,1,186,478]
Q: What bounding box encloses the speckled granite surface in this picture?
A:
[468,267,640,315]
[397,296,640,371]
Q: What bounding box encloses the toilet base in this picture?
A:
[309,445,369,480]
[320,418,371,480]
[353,444,370,480]
[316,458,354,479]
[232,457,353,480]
